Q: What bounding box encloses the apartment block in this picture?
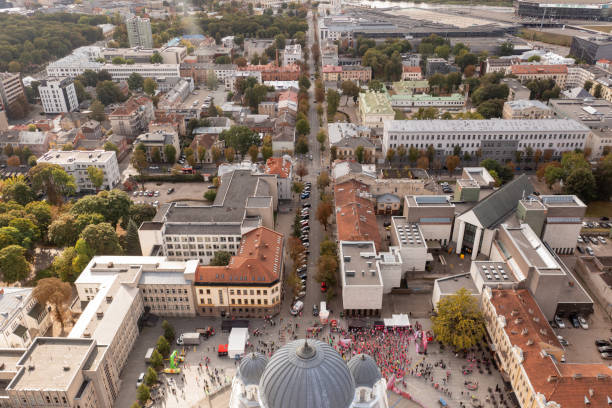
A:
[135,125,180,163]
[264,156,293,200]
[109,96,155,138]
[37,150,120,192]
[0,72,26,112]
[510,64,568,88]
[239,63,300,81]
[126,15,153,48]
[282,44,302,66]
[38,78,79,114]
[0,288,51,349]
[139,169,278,264]
[383,119,589,162]
[358,91,394,129]
[194,227,283,318]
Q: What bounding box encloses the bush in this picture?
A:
[133,174,204,183]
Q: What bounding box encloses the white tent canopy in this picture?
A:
[228,327,249,359]
[384,314,410,328]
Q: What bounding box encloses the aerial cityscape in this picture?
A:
[0,0,612,406]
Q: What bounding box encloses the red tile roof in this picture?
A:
[490,289,612,407]
[265,157,291,179]
[278,89,298,104]
[510,64,567,75]
[240,63,300,73]
[109,96,152,117]
[322,65,342,73]
[195,227,283,285]
[402,66,421,73]
[334,180,381,250]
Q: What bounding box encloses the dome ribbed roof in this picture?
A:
[238,352,269,386]
[347,354,381,388]
[259,339,355,408]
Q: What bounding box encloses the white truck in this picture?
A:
[177,332,201,345]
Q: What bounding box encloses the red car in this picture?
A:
[321,282,327,292]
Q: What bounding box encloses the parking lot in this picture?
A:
[131,181,213,207]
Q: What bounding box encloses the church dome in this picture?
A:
[238,352,269,386]
[347,354,382,388]
[259,339,355,408]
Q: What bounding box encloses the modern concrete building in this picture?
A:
[502,100,552,120]
[138,169,278,264]
[454,167,495,202]
[37,150,120,192]
[517,194,587,254]
[548,97,612,158]
[501,77,531,101]
[389,216,429,273]
[38,78,79,114]
[0,288,51,349]
[383,119,589,162]
[570,34,612,65]
[0,72,26,113]
[194,227,283,318]
[453,174,533,259]
[126,15,153,48]
[358,91,394,130]
[339,241,384,316]
[403,195,454,247]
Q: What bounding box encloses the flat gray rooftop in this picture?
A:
[541,195,584,207]
[341,242,381,286]
[164,223,241,236]
[393,218,425,248]
[520,199,546,210]
[437,273,479,295]
[475,262,518,283]
[384,119,589,133]
[407,195,453,207]
[507,228,563,273]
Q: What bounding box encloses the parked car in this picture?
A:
[578,316,589,329]
[136,372,145,388]
[557,335,568,346]
[321,282,327,292]
[302,203,311,208]
[598,236,607,244]
[597,346,612,353]
[601,352,612,360]
[167,187,174,194]
[291,301,304,315]
[570,316,580,328]
[590,236,599,245]
[301,193,310,199]
[577,246,584,254]
[554,315,565,329]
[577,237,584,243]
[595,339,610,347]
[154,191,159,197]
[586,247,594,256]
[312,305,319,316]
[133,191,139,197]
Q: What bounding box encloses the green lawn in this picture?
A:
[585,201,612,218]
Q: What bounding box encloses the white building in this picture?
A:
[403,195,455,247]
[389,217,429,273]
[47,61,180,81]
[264,156,293,200]
[37,150,120,192]
[383,119,590,162]
[283,44,302,66]
[339,241,384,316]
[126,15,153,48]
[0,287,51,349]
[328,122,371,145]
[135,125,181,163]
[38,78,79,114]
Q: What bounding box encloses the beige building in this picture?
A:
[502,100,553,119]
[510,64,568,88]
[358,91,394,130]
[332,136,376,164]
[194,227,283,318]
[0,288,51,349]
[483,288,612,408]
[135,124,180,163]
[109,96,155,139]
[1,337,121,408]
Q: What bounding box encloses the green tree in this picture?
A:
[262,145,273,161]
[144,367,157,386]
[544,165,564,188]
[151,147,161,163]
[136,384,150,405]
[96,81,125,105]
[1,175,34,205]
[126,204,157,229]
[499,41,514,56]
[316,254,338,291]
[29,163,76,205]
[317,172,330,190]
[210,251,231,266]
[89,100,106,122]
[0,245,29,282]
[156,335,170,357]
[150,51,163,63]
[132,150,148,176]
[220,125,260,157]
[299,74,311,90]
[24,201,52,235]
[127,72,144,91]
[74,223,122,270]
[204,189,217,202]
[48,214,79,247]
[149,349,163,370]
[125,219,142,255]
[564,167,597,202]
[296,118,310,136]
[143,78,157,96]
[162,320,175,342]
[86,166,104,191]
[164,144,177,164]
[292,181,304,195]
[446,155,460,176]
[326,89,340,117]
[594,153,612,200]
[432,287,485,351]
[594,84,603,98]
[248,145,259,162]
[184,147,196,167]
[316,201,333,231]
[104,141,119,153]
[584,80,593,92]
[316,130,326,146]
[295,136,309,155]
[355,145,365,163]
[52,247,79,282]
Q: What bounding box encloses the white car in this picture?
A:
[554,315,565,329]
[577,237,583,243]
[578,316,589,330]
[599,236,607,244]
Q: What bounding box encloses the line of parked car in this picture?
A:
[577,234,607,255]
[291,197,312,316]
[554,314,589,330]
[595,339,612,360]
[300,182,311,200]
[582,217,611,229]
